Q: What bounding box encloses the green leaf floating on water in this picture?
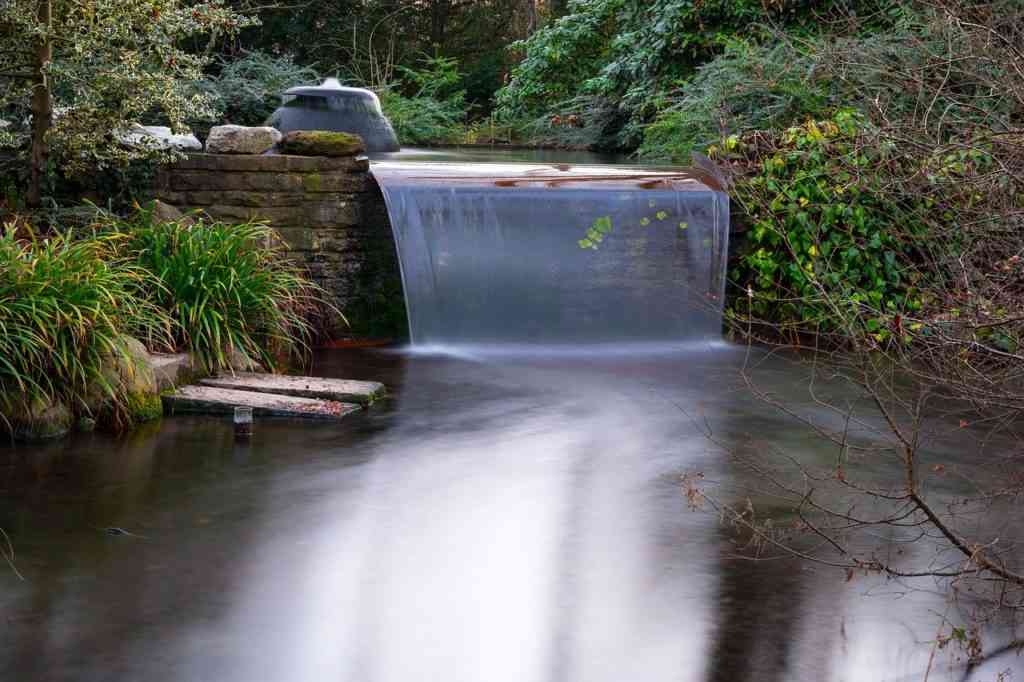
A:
[656,211,668,221]
[679,222,689,230]
[578,216,613,250]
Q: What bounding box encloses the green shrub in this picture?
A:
[122,211,330,373]
[0,226,170,422]
[639,41,827,162]
[727,111,925,342]
[378,90,462,144]
[379,56,467,145]
[199,50,320,128]
[497,0,890,150]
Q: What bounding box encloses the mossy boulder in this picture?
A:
[125,390,164,422]
[3,396,73,441]
[279,131,366,157]
[85,335,163,427]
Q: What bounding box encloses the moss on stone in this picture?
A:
[125,391,164,423]
[303,173,322,192]
[280,131,366,158]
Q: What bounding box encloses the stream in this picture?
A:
[2,347,1019,681]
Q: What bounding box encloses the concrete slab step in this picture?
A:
[198,372,385,405]
[163,386,361,420]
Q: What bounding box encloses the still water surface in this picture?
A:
[1,347,1018,681]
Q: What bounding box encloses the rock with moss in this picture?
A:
[85,335,163,427]
[3,396,73,441]
[125,390,164,422]
[279,131,366,157]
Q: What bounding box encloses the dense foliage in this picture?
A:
[198,50,320,128]
[0,225,170,425]
[121,210,328,373]
[726,112,925,342]
[378,57,468,145]
[496,0,892,148]
[0,208,331,435]
[717,2,1024,351]
[0,0,253,205]
[638,41,826,161]
[227,0,550,109]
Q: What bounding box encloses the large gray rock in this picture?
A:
[84,335,162,425]
[206,125,282,155]
[149,199,195,226]
[118,124,202,152]
[223,346,266,374]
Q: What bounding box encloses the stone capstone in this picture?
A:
[205,125,283,155]
[279,131,367,157]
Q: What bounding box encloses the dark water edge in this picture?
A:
[1,346,1021,681]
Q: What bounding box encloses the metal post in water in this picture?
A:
[234,406,253,438]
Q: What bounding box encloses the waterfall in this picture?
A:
[371,162,729,348]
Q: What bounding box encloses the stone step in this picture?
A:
[163,386,361,420]
[198,372,385,405]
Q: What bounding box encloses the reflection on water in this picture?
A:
[0,348,1019,681]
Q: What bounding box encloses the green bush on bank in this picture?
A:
[639,41,827,162]
[0,225,172,430]
[379,56,468,145]
[496,0,895,151]
[119,209,328,373]
[0,209,333,437]
[198,50,320,129]
[724,112,926,343]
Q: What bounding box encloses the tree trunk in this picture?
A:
[28,0,53,209]
[524,0,538,35]
[429,0,450,47]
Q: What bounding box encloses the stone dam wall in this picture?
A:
[153,153,406,338]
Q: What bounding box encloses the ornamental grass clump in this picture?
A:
[123,213,331,373]
[0,226,171,425]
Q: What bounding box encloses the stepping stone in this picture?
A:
[163,386,360,420]
[199,372,385,405]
